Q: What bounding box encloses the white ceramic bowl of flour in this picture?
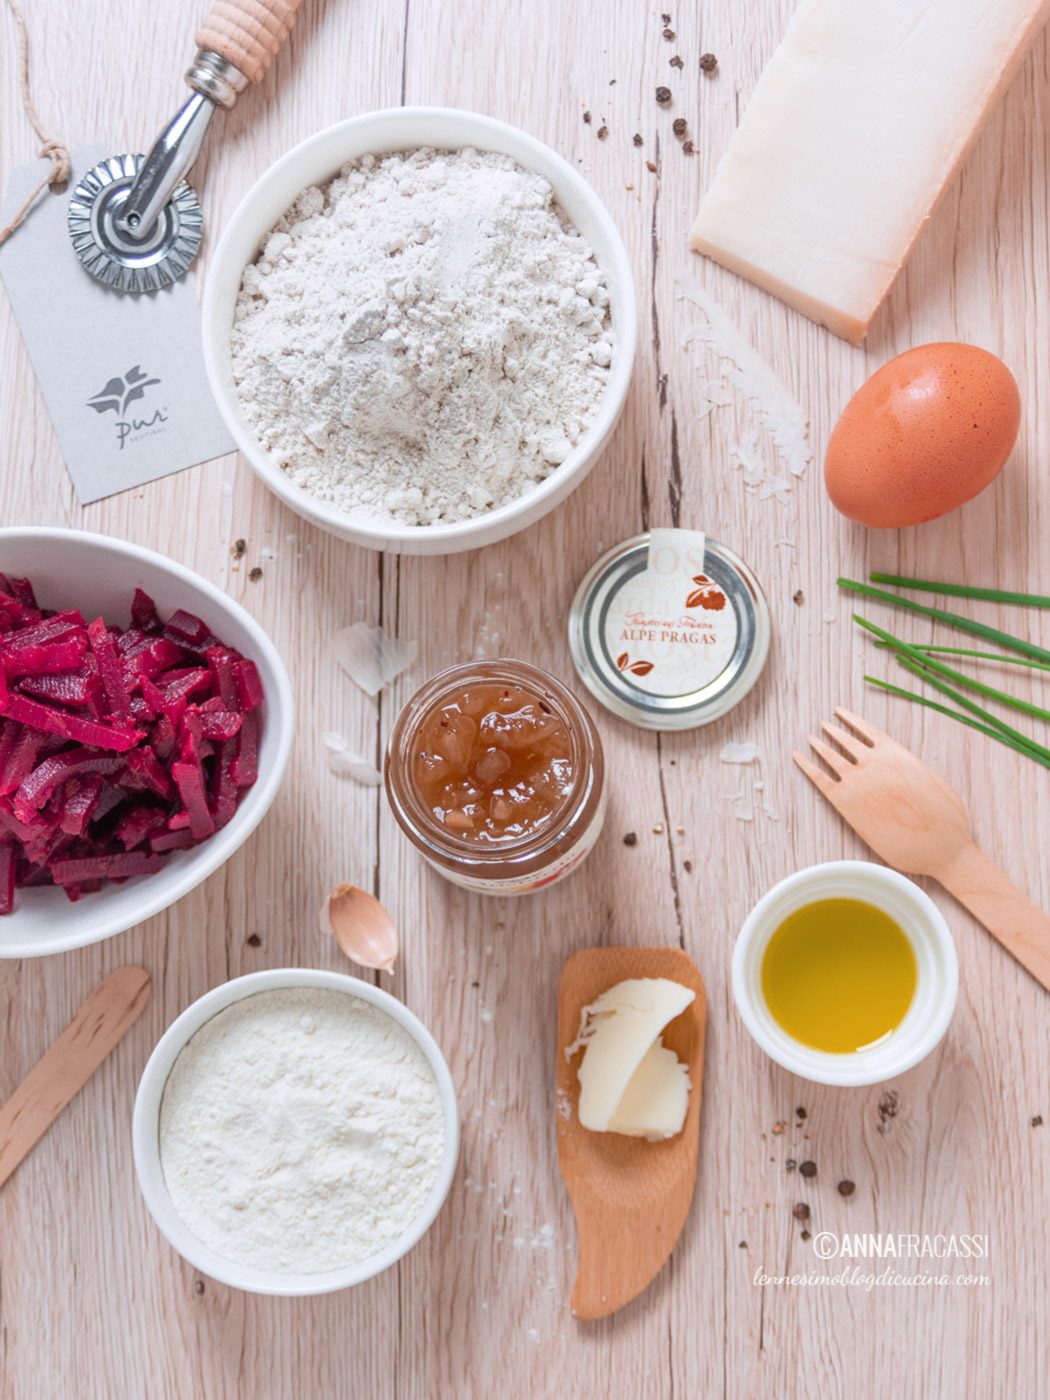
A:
[202,107,636,555]
[133,968,459,1295]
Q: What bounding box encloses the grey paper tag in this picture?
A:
[0,145,234,503]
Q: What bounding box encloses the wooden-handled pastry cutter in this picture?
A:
[67,0,306,292]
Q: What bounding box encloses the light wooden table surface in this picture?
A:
[2,2,1048,1396]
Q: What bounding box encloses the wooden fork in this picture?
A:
[793,708,1050,994]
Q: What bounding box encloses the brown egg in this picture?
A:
[825,343,1021,528]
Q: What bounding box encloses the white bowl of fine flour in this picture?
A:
[202,107,636,555]
[133,968,459,1295]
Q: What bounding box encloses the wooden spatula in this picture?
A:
[555,946,706,1320]
[795,708,1050,993]
[0,966,150,1189]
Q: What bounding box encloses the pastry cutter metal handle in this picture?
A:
[69,0,307,293]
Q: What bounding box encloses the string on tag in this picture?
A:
[0,0,71,246]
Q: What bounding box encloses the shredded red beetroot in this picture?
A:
[0,574,265,913]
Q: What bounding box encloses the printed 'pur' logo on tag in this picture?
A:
[85,365,168,449]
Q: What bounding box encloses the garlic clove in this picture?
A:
[321,883,398,974]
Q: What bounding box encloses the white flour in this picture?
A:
[231,147,613,526]
[159,989,445,1274]
[676,273,812,482]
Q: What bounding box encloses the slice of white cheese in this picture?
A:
[607,1040,692,1140]
[571,977,694,1134]
[690,0,1050,343]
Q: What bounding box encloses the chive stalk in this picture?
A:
[893,656,1050,764]
[854,616,1050,725]
[873,643,1050,673]
[863,675,1050,770]
[869,573,1050,609]
[838,578,1050,666]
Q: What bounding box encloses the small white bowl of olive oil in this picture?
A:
[732,861,958,1086]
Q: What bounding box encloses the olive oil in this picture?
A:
[761,898,917,1053]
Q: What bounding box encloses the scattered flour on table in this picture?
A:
[159,989,445,1274]
[719,741,762,765]
[676,274,811,483]
[231,147,613,526]
[719,740,778,824]
[733,432,792,505]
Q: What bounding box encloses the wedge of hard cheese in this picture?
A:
[690,0,1050,343]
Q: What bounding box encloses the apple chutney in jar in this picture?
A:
[385,660,606,893]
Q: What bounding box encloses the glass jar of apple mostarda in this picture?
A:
[385,659,605,894]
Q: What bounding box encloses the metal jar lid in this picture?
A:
[568,528,770,730]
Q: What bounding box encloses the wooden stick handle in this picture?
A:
[0,967,150,1190]
[196,0,306,86]
[939,844,1050,993]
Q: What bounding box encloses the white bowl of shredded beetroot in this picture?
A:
[0,528,294,957]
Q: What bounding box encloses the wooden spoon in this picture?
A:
[321,883,398,973]
[555,946,707,1320]
[0,966,150,1190]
